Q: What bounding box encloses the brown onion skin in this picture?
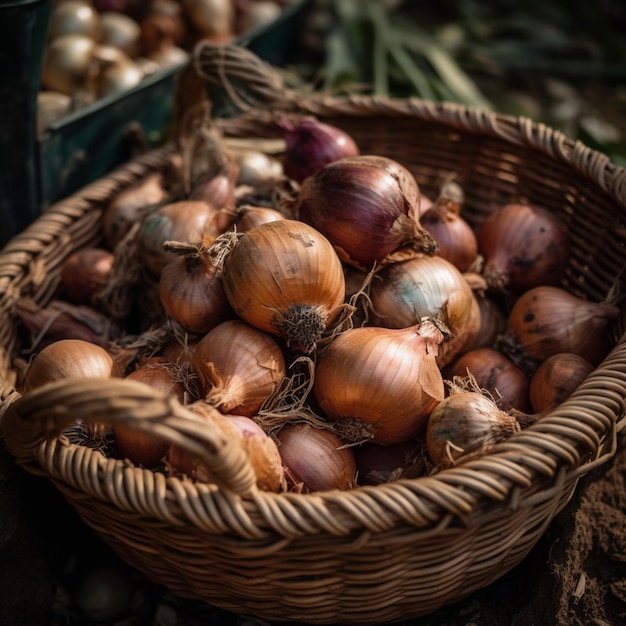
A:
[502,286,619,370]
[291,155,437,268]
[60,248,115,306]
[313,321,445,445]
[137,201,215,276]
[460,292,507,353]
[529,352,594,413]
[354,440,425,486]
[159,247,234,335]
[445,347,532,413]
[221,219,346,353]
[476,203,571,294]
[276,423,357,493]
[114,358,186,467]
[103,172,167,250]
[22,339,121,392]
[233,206,285,232]
[191,320,287,417]
[278,116,360,183]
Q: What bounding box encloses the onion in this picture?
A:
[313,319,446,445]
[191,320,287,417]
[277,116,360,184]
[22,339,121,392]
[96,55,144,97]
[168,402,284,492]
[445,347,531,412]
[460,290,507,353]
[354,440,426,486]
[102,172,167,250]
[41,34,96,96]
[476,203,571,294]
[235,150,284,187]
[140,0,186,56]
[47,1,101,41]
[426,389,521,468]
[368,255,476,367]
[136,201,216,276]
[233,205,285,231]
[529,352,594,413]
[420,180,478,273]
[99,11,141,58]
[148,44,189,69]
[221,220,346,353]
[276,423,356,493]
[114,358,186,467]
[500,286,619,372]
[289,155,437,269]
[158,241,234,335]
[60,247,115,306]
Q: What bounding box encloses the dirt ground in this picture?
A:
[1,427,624,626]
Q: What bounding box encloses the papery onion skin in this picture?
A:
[191,320,287,417]
[529,352,594,413]
[426,390,521,468]
[22,339,121,392]
[313,320,446,445]
[60,248,115,306]
[137,201,215,276]
[501,286,619,371]
[221,219,346,353]
[290,155,437,268]
[159,245,234,335]
[369,255,476,367]
[278,116,360,184]
[460,291,507,353]
[234,206,285,232]
[276,423,356,493]
[477,203,571,294]
[446,347,531,413]
[114,359,186,467]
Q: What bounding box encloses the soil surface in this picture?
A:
[1,428,624,626]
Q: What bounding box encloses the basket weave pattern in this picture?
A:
[1,44,626,624]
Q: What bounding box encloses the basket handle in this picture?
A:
[172,41,296,146]
[1,377,258,496]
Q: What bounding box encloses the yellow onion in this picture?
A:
[426,389,521,468]
[136,201,216,276]
[501,286,619,372]
[460,290,507,353]
[182,0,235,39]
[191,320,287,416]
[99,11,141,58]
[313,319,446,445]
[42,34,96,96]
[368,255,476,367]
[221,219,346,353]
[158,241,233,335]
[235,150,284,187]
[289,155,437,269]
[102,172,168,250]
[529,352,594,413]
[22,339,121,392]
[60,247,115,306]
[445,347,531,413]
[47,1,100,41]
[114,358,186,468]
[276,423,356,493]
[476,203,571,294]
[96,54,144,98]
[168,402,284,492]
[233,205,285,232]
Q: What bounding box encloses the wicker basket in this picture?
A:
[1,43,626,625]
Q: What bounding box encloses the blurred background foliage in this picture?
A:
[287,0,626,166]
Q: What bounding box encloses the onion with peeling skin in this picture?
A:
[313,319,446,445]
[191,320,287,417]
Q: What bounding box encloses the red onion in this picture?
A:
[277,116,360,183]
[289,155,437,269]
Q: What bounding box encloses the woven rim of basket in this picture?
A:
[1,44,626,541]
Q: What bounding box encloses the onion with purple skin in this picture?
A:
[277,116,360,183]
[288,155,437,269]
